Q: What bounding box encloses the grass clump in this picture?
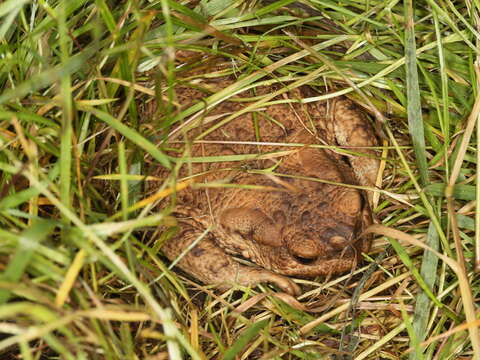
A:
[1,0,480,359]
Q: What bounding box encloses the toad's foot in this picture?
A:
[161,226,301,296]
[332,98,379,191]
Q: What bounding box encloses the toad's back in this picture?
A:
[150,70,379,295]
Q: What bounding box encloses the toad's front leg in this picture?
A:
[161,224,301,296]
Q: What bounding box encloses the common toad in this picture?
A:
[153,66,379,295]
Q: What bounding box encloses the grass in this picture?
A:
[0,0,479,359]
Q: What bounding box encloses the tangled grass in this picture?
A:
[1,0,479,359]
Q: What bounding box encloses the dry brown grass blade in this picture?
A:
[189,309,204,358]
[108,179,194,220]
[264,292,308,312]
[171,11,242,46]
[54,249,86,308]
[167,37,349,140]
[299,271,411,334]
[3,0,479,357]
[282,29,387,126]
[446,62,480,271]
[373,139,388,209]
[96,76,156,95]
[477,96,480,272]
[0,308,152,351]
[19,167,186,359]
[364,224,480,359]
[404,319,480,356]
[231,293,271,315]
[231,292,307,315]
[355,323,407,360]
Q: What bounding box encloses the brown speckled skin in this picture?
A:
[154,71,379,295]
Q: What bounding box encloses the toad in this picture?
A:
[153,67,379,295]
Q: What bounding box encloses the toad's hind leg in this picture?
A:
[161,226,301,296]
[331,98,380,192]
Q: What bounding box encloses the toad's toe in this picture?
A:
[239,268,301,296]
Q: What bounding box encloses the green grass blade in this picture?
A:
[402,302,424,360]
[0,220,57,304]
[0,0,29,40]
[58,0,73,219]
[0,0,29,18]
[409,223,440,360]
[118,141,129,220]
[388,237,442,308]
[95,0,117,35]
[404,0,428,186]
[222,319,269,360]
[425,183,476,201]
[0,187,42,210]
[1,0,479,358]
[0,46,98,105]
[78,104,171,169]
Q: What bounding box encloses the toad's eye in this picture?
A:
[293,255,316,265]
